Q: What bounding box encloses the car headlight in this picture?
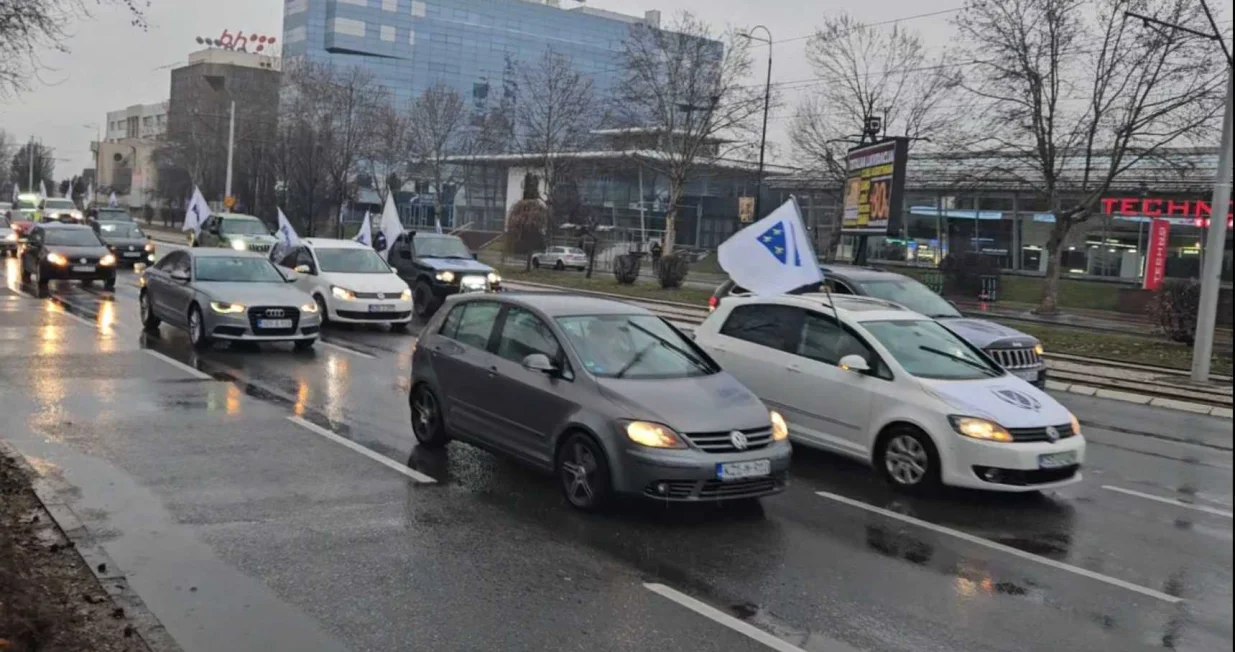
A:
[487,272,502,285]
[770,410,789,441]
[300,302,318,314]
[145,243,155,252]
[4,233,15,242]
[400,288,412,301]
[1069,413,1082,437]
[46,252,68,266]
[948,416,1013,443]
[209,301,246,314]
[435,270,456,283]
[331,286,355,301]
[99,254,116,266]
[230,239,247,251]
[624,421,687,449]
[1033,343,1045,356]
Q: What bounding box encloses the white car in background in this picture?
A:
[693,293,1085,493]
[273,238,413,331]
[531,246,588,271]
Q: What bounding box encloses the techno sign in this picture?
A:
[196,30,277,54]
[841,138,909,235]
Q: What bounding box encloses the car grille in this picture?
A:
[681,426,774,453]
[336,310,412,321]
[972,465,1079,486]
[1006,424,1076,443]
[247,306,300,335]
[351,290,403,300]
[985,347,1042,370]
[643,476,784,501]
[247,243,272,253]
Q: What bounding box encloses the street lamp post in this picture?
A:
[739,26,773,221]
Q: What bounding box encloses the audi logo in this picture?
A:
[265,309,286,318]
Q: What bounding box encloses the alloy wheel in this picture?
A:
[885,435,929,486]
[561,441,599,506]
[413,390,437,437]
[189,309,202,344]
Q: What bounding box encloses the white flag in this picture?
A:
[717,198,823,297]
[85,183,95,207]
[276,208,300,247]
[12,183,19,201]
[377,192,404,259]
[183,186,211,233]
[108,192,118,207]
[434,214,444,235]
[40,180,48,199]
[353,213,372,247]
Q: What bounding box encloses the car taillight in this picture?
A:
[708,296,718,312]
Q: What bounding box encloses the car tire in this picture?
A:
[878,426,941,494]
[188,304,212,351]
[314,294,329,326]
[103,276,115,291]
[413,280,438,319]
[294,338,316,352]
[34,265,47,289]
[410,385,449,448]
[554,260,565,271]
[139,290,161,331]
[556,432,612,512]
[531,257,540,269]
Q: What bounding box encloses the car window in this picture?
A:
[295,248,316,269]
[413,234,471,259]
[446,301,500,350]
[825,279,855,295]
[27,229,43,245]
[194,256,283,283]
[277,247,300,268]
[154,251,182,271]
[43,229,102,246]
[97,222,145,238]
[719,304,797,352]
[863,319,1003,380]
[858,278,960,318]
[496,307,565,367]
[171,254,192,276]
[220,218,268,236]
[315,248,389,273]
[557,314,715,379]
[796,311,874,365]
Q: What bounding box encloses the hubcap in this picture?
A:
[413,391,436,436]
[190,311,202,343]
[561,441,597,505]
[141,295,149,319]
[885,435,929,485]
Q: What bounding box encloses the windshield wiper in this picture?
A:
[614,341,659,379]
[628,322,713,374]
[918,345,1000,377]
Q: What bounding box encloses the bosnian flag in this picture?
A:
[183,186,211,233]
[717,197,823,296]
[276,208,300,247]
[354,213,373,247]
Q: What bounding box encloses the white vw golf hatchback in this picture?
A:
[273,238,414,331]
[694,293,1085,493]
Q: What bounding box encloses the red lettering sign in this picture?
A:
[1143,218,1170,291]
[1143,199,1162,216]
[1102,197,1234,222]
[213,30,276,53]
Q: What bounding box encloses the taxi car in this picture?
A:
[693,293,1084,493]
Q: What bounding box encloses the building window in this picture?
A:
[286,0,308,14]
[382,0,397,10]
[380,25,395,42]
[411,0,426,17]
[285,26,307,43]
[408,30,416,46]
[331,17,366,37]
[337,0,367,6]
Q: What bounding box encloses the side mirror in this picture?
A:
[472,252,478,260]
[170,270,190,283]
[521,353,558,375]
[838,354,871,374]
[293,264,312,275]
[399,249,412,260]
[281,267,301,283]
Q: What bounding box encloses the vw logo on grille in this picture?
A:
[376,292,386,300]
[79,258,87,264]
[128,246,135,251]
[729,430,749,451]
[265,308,286,318]
[1045,426,1061,442]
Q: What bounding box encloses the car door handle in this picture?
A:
[487,365,498,376]
[786,364,802,373]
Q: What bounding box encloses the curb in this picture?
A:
[1044,380,1232,419]
[0,439,183,652]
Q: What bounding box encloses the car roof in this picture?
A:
[188,247,266,258]
[725,292,926,323]
[216,213,262,221]
[300,238,371,250]
[38,222,92,230]
[820,264,909,282]
[97,219,138,226]
[463,292,654,318]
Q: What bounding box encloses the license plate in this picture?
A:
[1038,451,1077,469]
[368,304,396,312]
[1014,369,1039,383]
[123,251,141,258]
[257,319,293,329]
[460,278,487,293]
[717,459,771,481]
[72,265,95,272]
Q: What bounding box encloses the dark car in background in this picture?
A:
[710,264,1047,387]
[0,212,16,257]
[89,207,135,223]
[20,223,117,289]
[387,231,502,318]
[95,220,155,267]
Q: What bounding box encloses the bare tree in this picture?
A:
[269,61,336,235]
[0,0,148,98]
[514,48,601,227]
[10,140,54,192]
[369,101,411,198]
[0,130,15,193]
[956,0,1225,313]
[322,66,385,222]
[617,12,765,252]
[406,84,473,226]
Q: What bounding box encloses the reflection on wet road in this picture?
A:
[0,254,1231,652]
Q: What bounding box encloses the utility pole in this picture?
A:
[27,137,35,192]
[739,26,773,221]
[225,100,236,203]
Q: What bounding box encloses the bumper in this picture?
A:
[942,433,1086,492]
[432,282,499,299]
[112,250,156,266]
[206,311,322,341]
[1005,365,1048,388]
[615,440,793,502]
[329,297,414,324]
[41,265,116,280]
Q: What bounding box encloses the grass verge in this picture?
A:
[499,267,716,305]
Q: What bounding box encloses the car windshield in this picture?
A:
[44,229,102,246]
[98,222,145,238]
[556,314,716,379]
[857,278,960,318]
[415,235,472,259]
[195,256,283,283]
[96,209,132,221]
[562,247,585,255]
[863,319,1003,380]
[44,199,75,210]
[17,199,37,210]
[220,219,269,236]
[0,215,9,227]
[316,248,390,273]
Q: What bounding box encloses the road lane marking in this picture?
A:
[815,491,1184,604]
[643,583,808,652]
[287,416,436,484]
[142,349,213,380]
[1101,485,1233,518]
[318,338,378,359]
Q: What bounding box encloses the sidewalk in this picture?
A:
[954,298,1234,342]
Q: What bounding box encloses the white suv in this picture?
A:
[693,293,1085,493]
[274,238,413,331]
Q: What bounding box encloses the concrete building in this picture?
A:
[104,102,169,142]
[91,102,168,208]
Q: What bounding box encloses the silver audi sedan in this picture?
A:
[139,248,321,350]
[410,293,792,510]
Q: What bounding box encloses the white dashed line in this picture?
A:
[815,491,1184,604]
[142,349,213,380]
[643,583,809,652]
[1102,485,1233,518]
[287,416,436,484]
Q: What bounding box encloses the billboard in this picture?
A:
[1143,218,1171,291]
[841,138,908,235]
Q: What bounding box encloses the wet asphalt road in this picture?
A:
[0,251,1231,652]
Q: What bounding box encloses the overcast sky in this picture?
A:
[4,0,1202,178]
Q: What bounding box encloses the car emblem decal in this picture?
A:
[729,431,749,451]
[1045,426,1060,442]
[377,292,385,300]
[265,308,285,318]
[128,246,135,251]
[79,258,87,264]
[992,389,1042,411]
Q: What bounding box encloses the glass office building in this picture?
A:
[282,0,661,109]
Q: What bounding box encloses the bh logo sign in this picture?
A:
[196,31,277,54]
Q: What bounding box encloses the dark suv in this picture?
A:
[711,264,1047,387]
[387,231,501,318]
